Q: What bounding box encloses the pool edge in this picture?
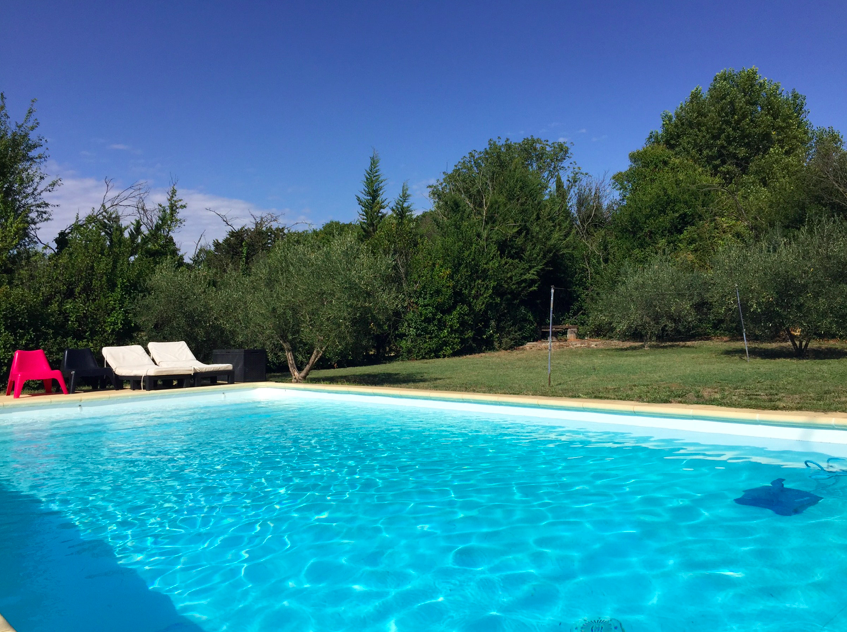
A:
[3,381,847,430]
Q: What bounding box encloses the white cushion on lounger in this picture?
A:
[157,361,234,372]
[148,341,233,373]
[102,345,193,376]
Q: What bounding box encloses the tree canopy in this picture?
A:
[399,137,583,356]
[0,94,59,275]
[241,233,398,381]
[4,66,847,376]
[648,67,813,186]
[356,151,388,239]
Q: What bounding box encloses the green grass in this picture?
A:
[272,341,847,413]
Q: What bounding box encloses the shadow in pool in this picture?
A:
[312,371,438,386]
[0,485,205,632]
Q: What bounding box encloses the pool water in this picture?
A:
[2,391,847,631]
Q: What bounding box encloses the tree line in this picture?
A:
[2,67,847,381]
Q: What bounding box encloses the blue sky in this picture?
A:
[2,1,845,250]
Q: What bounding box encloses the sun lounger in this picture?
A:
[102,345,193,391]
[148,341,235,387]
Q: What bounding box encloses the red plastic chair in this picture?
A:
[5,350,69,398]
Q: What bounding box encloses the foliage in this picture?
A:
[194,212,285,272]
[241,233,398,381]
[6,66,847,377]
[710,220,847,356]
[390,182,414,224]
[610,145,737,266]
[0,182,186,374]
[134,263,235,360]
[563,175,611,280]
[133,183,186,263]
[308,219,359,244]
[398,251,470,359]
[588,257,708,346]
[0,94,59,275]
[610,67,820,269]
[371,184,418,290]
[403,137,580,357]
[648,67,813,186]
[356,151,388,239]
[806,127,847,216]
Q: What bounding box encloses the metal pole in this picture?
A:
[548,285,554,386]
[735,285,750,363]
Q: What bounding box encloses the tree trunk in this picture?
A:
[786,328,799,355]
[297,347,324,381]
[282,341,324,382]
[786,329,810,358]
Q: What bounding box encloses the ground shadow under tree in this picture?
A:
[721,345,847,360]
[308,371,438,387]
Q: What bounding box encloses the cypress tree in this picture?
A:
[356,151,388,239]
[390,181,414,225]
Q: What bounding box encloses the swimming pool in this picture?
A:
[2,388,847,631]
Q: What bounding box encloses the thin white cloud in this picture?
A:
[109,144,132,150]
[39,165,302,254]
[558,136,570,142]
[409,178,437,212]
[577,128,588,134]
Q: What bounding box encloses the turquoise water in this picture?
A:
[2,392,847,631]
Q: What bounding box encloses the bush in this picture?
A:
[588,257,708,346]
[134,263,235,361]
[710,220,847,356]
[399,260,471,359]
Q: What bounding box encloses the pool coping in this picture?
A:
[3,381,847,430]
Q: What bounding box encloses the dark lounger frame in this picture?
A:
[192,369,236,387]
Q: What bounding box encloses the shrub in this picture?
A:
[710,220,847,356]
[134,263,235,361]
[589,257,708,346]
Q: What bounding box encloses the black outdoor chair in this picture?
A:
[61,348,116,394]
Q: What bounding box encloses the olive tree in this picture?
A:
[240,233,398,381]
[711,220,847,356]
[589,257,708,347]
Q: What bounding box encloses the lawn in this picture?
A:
[278,341,847,413]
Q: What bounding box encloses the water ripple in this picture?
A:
[1,397,846,631]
